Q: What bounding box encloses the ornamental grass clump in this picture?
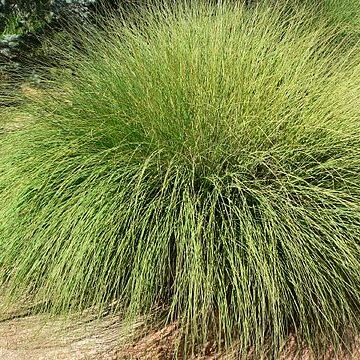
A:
[1,2,360,357]
[323,0,360,32]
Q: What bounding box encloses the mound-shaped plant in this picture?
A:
[1,2,360,357]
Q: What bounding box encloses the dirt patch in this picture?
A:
[0,314,122,360]
[1,313,360,360]
[115,323,179,360]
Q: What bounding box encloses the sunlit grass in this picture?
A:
[323,0,360,31]
[1,2,360,358]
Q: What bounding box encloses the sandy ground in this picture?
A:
[0,306,183,360]
[1,312,360,360]
[0,314,122,360]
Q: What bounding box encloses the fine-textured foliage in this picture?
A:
[1,2,360,357]
[323,0,360,31]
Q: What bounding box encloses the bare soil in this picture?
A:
[1,313,360,360]
[0,314,121,360]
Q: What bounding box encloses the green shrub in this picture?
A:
[1,2,360,357]
[1,13,21,36]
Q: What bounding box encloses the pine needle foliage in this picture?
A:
[1,2,360,357]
